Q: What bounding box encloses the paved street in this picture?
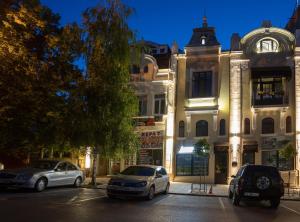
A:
[1,187,300,222]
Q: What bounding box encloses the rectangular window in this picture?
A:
[154,94,166,115]
[138,95,147,116]
[252,77,285,106]
[176,154,209,176]
[192,71,213,98]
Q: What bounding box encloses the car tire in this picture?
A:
[163,183,170,195]
[232,191,240,206]
[228,189,233,199]
[74,177,82,188]
[270,198,280,209]
[146,186,155,200]
[35,177,47,192]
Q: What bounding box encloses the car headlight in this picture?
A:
[134,181,147,187]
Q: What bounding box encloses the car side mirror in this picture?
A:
[156,174,162,178]
[55,168,61,172]
[231,175,236,178]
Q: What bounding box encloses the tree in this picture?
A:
[279,143,297,187]
[0,0,83,160]
[80,0,139,185]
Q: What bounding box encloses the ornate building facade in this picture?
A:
[172,8,300,185]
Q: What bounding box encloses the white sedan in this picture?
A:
[107,165,170,200]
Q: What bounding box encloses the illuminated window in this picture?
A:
[201,36,206,45]
[256,38,279,53]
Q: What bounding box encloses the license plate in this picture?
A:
[244,192,259,197]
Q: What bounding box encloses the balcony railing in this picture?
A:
[252,93,289,106]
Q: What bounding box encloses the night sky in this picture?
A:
[41,0,297,50]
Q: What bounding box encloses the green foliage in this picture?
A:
[80,0,139,158]
[194,139,210,157]
[0,0,83,154]
[279,143,296,160]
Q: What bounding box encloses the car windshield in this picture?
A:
[30,161,58,170]
[120,166,155,176]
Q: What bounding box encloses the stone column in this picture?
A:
[295,57,300,185]
[229,59,248,175]
[186,113,192,137]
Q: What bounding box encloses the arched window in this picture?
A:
[262,118,274,134]
[219,119,226,136]
[256,37,279,53]
[179,121,185,137]
[286,116,292,133]
[244,118,251,135]
[196,120,208,137]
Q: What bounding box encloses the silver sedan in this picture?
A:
[107,165,170,200]
[0,160,84,192]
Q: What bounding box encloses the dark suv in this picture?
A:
[229,164,284,208]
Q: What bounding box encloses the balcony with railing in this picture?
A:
[252,79,289,107]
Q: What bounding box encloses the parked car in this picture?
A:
[228,164,284,208]
[0,160,84,192]
[107,165,170,200]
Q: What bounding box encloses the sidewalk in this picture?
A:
[83,177,300,200]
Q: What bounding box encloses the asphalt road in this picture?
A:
[1,187,300,222]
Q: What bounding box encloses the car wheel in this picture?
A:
[228,189,233,199]
[74,177,82,188]
[232,191,240,206]
[147,186,155,200]
[35,178,47,192]
[270,198,280,209]
[163,183,170,195]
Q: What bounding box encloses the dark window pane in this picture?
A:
[192,71,213,98]
[243,152,255,164]
[193,155,209,176]
[138,96,147,116]
[154,100,160,114]
[262,117,274,134]
[196,120,208,136]
[132,65,140,74]
[179,121,185,137]
[244,118,251,134]
[176,154,192,176]
[154,94,166,115]
[286,116,292,133]
[219,119,226,136]
[176,154,209,176]
[144,65,148,73]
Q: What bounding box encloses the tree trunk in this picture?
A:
[91,147,98,186]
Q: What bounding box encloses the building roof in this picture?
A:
[186,16,220,47]
[285,5,300,34]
